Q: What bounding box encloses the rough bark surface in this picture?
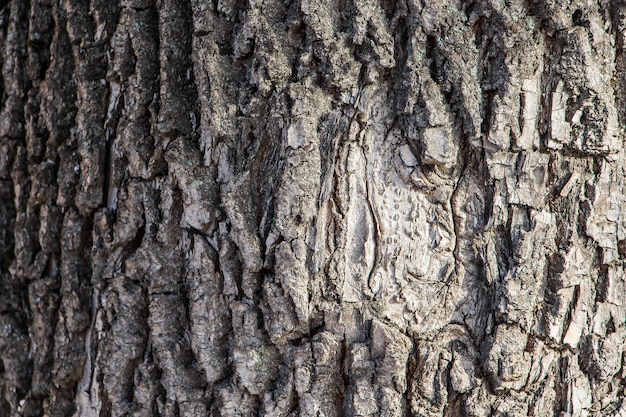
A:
[1,0,625,416]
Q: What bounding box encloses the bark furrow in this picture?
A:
[1,1,625,416]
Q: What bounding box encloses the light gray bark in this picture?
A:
[0,0,625,416]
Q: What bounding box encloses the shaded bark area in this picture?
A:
[1,0,626,416]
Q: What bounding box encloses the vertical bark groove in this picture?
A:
[1,1,626,416]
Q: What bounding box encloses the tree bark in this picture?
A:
[1,0,625,416]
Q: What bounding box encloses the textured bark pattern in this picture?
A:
[1,0,626,416]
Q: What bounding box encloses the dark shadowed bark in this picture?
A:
[1,0,625,416]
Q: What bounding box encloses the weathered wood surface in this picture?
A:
[1,1,625,416]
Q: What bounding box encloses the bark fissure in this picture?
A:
[2,0,626,416]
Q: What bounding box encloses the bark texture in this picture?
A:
[1,0,626,416]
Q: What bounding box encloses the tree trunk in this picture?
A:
[1,0,625,416]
